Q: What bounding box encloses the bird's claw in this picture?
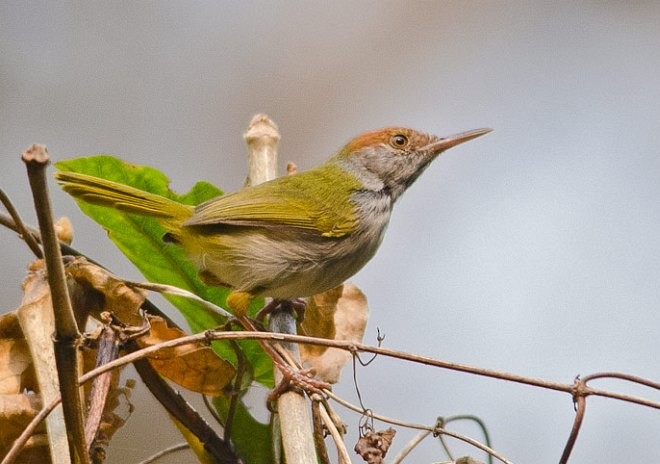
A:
[268,364,329,404]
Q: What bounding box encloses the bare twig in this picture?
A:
[0,188,42,258]
[77,331,660,411]
[6,327,656,464]
[581,371,660,389]
[559,393,586,464]
[557,371,660,463]
[136,443,190,464]
[390,429,432,464]
[126,280,232,319]
[326,391,510,464]
[22,144,88,464]
[311,399,332,464]
[318,400,352,464]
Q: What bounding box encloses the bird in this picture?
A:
[56,126,490,393]
[56,127,491,315]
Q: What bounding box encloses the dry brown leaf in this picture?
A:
[0,339,33,395]
[354,428,396,464]
[66,256,146,326]
[136,316,235,395]
[0,310,47,461]
[0,310,25,339]
[10,259,141,460]
[0,392,48,461]
[299,283,369,383]
[298,285,344,357]
[0,312,36,395]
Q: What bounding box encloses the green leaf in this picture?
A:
[55,155,273,385]
[213,396,273,464]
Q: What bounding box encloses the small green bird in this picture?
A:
[56,127,490,315]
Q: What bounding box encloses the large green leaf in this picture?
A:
[55,155,273,386]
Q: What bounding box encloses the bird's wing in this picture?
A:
[185,166,360,238]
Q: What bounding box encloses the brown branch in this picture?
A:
[77,329,658,463]
[22,144,88,464]
[77,331,660,411]
[311,399,332,464]
[10,328,655,463]
[560,393,586,464]
[0,188,42,258]
[581,371,660,388]
[558,371,660,463]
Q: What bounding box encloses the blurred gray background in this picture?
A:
[1,2,659,463]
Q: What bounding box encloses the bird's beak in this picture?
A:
[425,128,492,155]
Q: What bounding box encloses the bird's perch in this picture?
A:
[243,114,318,463]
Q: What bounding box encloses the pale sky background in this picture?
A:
[1,2,659,463]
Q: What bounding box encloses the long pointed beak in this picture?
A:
[425,128,492,155]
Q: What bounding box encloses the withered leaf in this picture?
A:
[66,257,146,326]
[0,339,33,395]
[354,428,396,464]
[0,312,36,395]
[299,283,369,383]
[0,312,46,462]
[0,392,47,462]
[136,316,235,395]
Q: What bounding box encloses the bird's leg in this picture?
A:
[226,291,329,398]
[254,298,284,326]
[236,313,329,397]
[289,298,307,323]
[255,297,307,325]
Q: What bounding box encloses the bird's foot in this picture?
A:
[268,362,329,404]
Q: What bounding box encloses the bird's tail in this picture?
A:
[55,171,194,230]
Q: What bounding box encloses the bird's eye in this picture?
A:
[389,134,408,148]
